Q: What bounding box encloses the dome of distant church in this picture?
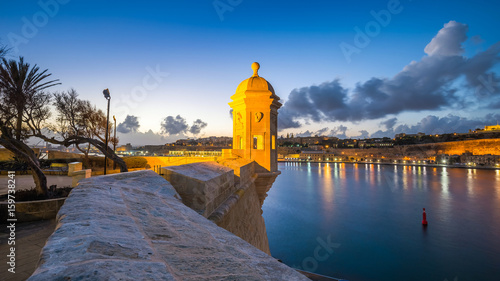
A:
[235,62,278,99]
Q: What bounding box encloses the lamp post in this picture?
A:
[113,115,117,170]
[103,89,111,175]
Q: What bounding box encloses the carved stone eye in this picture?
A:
[255,112,264,122]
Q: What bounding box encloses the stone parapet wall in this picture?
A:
[162,162,236,218]
[142,156,218,168]
[28,170,308,281]
[162,161,272,254]
[216,181,271,255]
[0,148,41,161]
[0,197,66,222]
[47,151,84,159]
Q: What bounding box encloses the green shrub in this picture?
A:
[0,160,27,171]
[123,157,148,168]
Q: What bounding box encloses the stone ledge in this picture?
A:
[162,162,236,218]
[28,170,308,281]
[0,197,66,222]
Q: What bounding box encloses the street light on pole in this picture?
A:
[113,115,117,170]
[103,89,111,175]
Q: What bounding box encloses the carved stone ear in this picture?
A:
[255,112,264,122]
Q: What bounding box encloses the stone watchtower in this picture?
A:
[228,62,282,205]
[229,62,282,172]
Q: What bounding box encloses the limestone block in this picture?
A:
[163,162,235,217]
[68,161,83,176]
[71,169,92,187]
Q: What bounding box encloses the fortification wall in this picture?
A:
[47,151,84,159]
[405,139,500,155]
[329,139,500,159]
[162,161,271,254]
[28,171,308,280]
[216,182,270,254]
[142,156,218,168]
[0,148,41,161]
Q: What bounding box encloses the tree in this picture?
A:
[31,89,128,172]
[0,57,60,140]
[0,56,59,197]
[0,44,8,59]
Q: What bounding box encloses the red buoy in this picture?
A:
[422,208,428,225]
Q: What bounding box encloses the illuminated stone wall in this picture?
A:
[162,160,271,254]
[326,139,500,160]
[141,156,218,168]
[0,148,41,161]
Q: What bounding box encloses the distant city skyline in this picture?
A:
[1,0,499,145]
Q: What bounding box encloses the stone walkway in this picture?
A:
[0,175,73,195]
[0,219,56,281]
[28,171,310,280]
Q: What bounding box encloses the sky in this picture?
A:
[1,0,500,145]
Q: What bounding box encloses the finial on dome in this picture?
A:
[251,62,260,77]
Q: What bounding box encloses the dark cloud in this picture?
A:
[295,130,314,137]
[278,21,500,130]
[330,125,348,139]
[380,117,398,130]
[489,99,500,109]
[117,115,140,134]
[355,130,370,139]
[315,127,329,136]
[189,119,208,135]
[161,115,189,135]
[295,127,330,137]
[161,115,208,136]
[371,113,500,138]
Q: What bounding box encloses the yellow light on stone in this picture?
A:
[228,62,282,172]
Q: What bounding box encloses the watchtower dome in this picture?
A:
[229,62,282,172]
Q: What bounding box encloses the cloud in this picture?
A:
[330,125,348,139]
[355,130,370,139]
[380,117,398,130]
[117,115,140,134]
[161,115,189,135]
[160,115,208,136]
[424,21,468,56]
[295,127,330,137]
[371,113,500,138]
[117,129,167,146]
[189,119,208,135]
[278,21,500,130]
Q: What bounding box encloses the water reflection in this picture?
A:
[497,170,500,202]
[441,167,449,196]
[264,163,500,281]
[402,166,408,189]
[321,164,333,211]
[376,165,382,186]
[354,163,359,182]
